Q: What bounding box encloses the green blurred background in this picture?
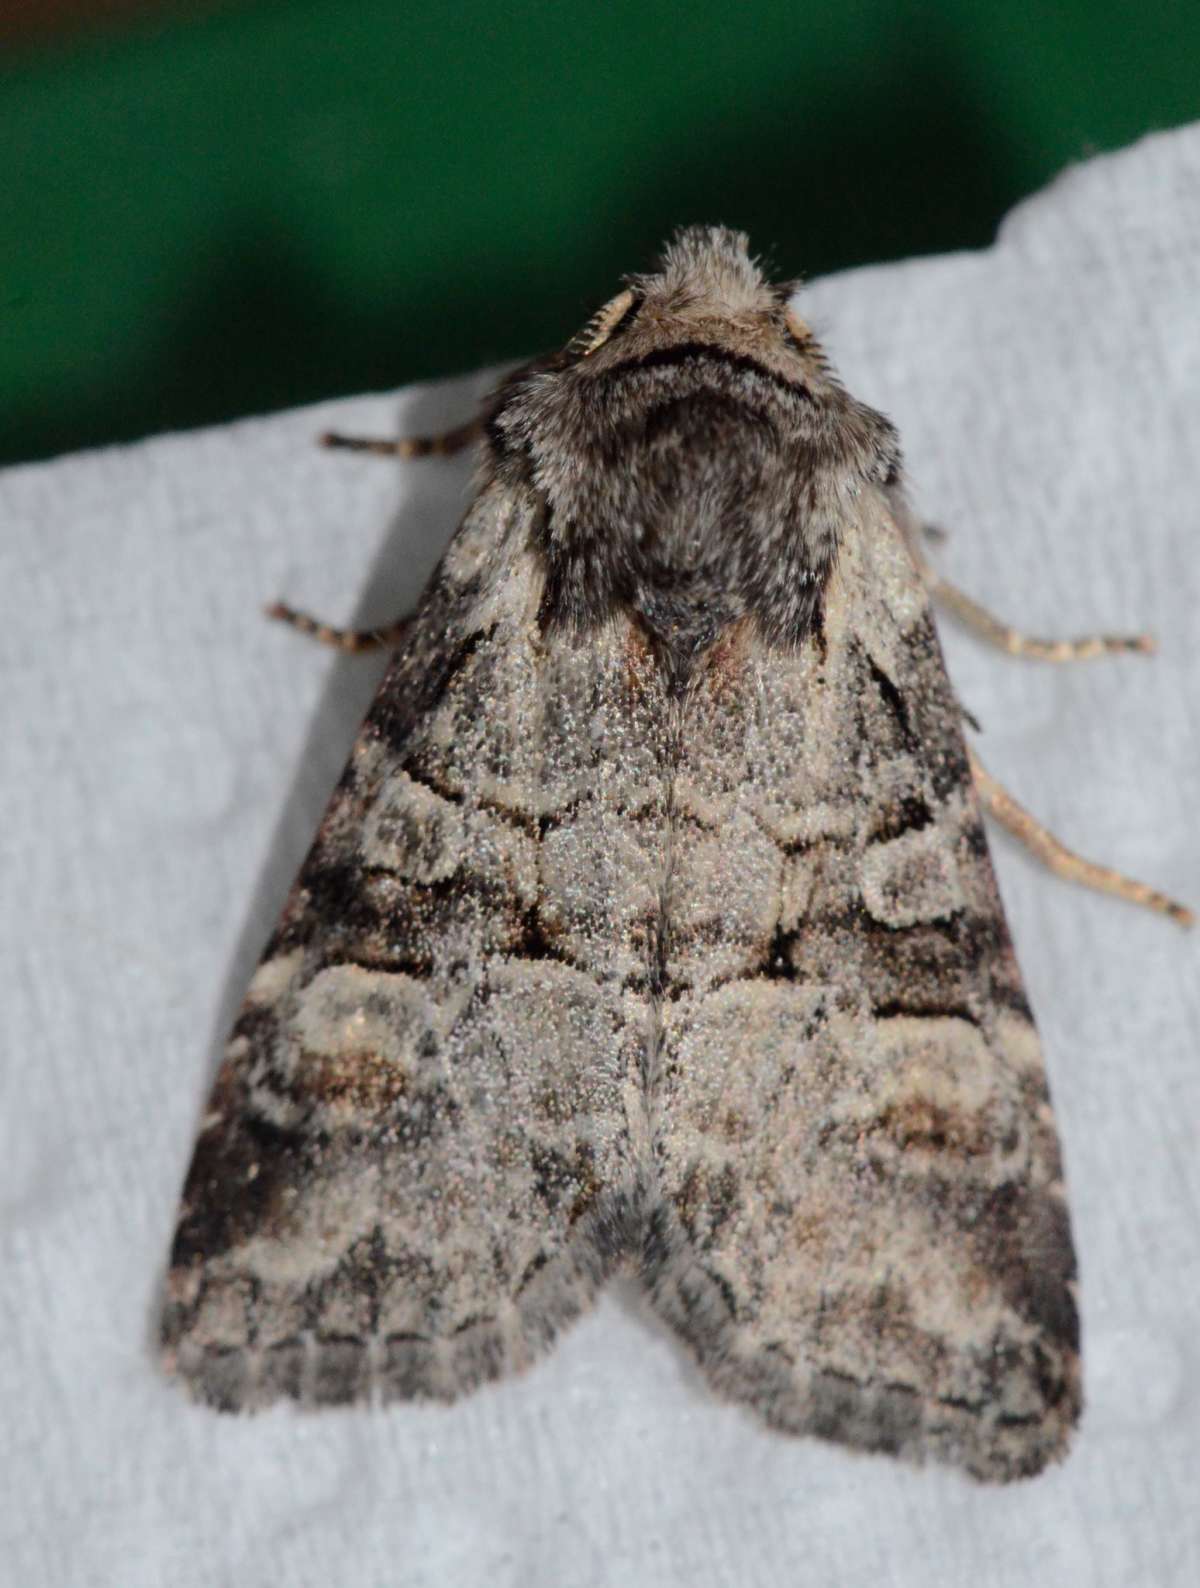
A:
[2,0,1196,466]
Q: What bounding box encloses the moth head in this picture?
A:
[644,225,768,310]
[614,227,824,370]
[560,228,830,380]
[564,228,787,363]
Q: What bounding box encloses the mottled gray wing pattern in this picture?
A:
[165,471,1078,1479]
[162,480,669,1409]
[645,496,1081,1481]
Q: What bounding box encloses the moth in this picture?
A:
[161,227,1190,1482]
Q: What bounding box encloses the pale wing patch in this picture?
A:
[861,825,965,927]
[290,965,446,1126]
[537,812,660,981]
[244,948,304,1007]
[836,1015,1020,1176]
[668,809,783,989]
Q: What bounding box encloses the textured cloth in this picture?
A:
[3,126,1198,1587]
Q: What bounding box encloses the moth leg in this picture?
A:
[265,601,411,653]
[281,420,479,648]
[969,748,1193,925]
[320,419,482,459]
[919,556,1154,662]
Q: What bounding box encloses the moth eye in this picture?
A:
[567,289,640,358]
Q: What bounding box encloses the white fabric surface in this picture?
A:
[4,126,1199,1587]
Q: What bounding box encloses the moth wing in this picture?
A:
[646,497,1081,1481]
[162,480,663,1410]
